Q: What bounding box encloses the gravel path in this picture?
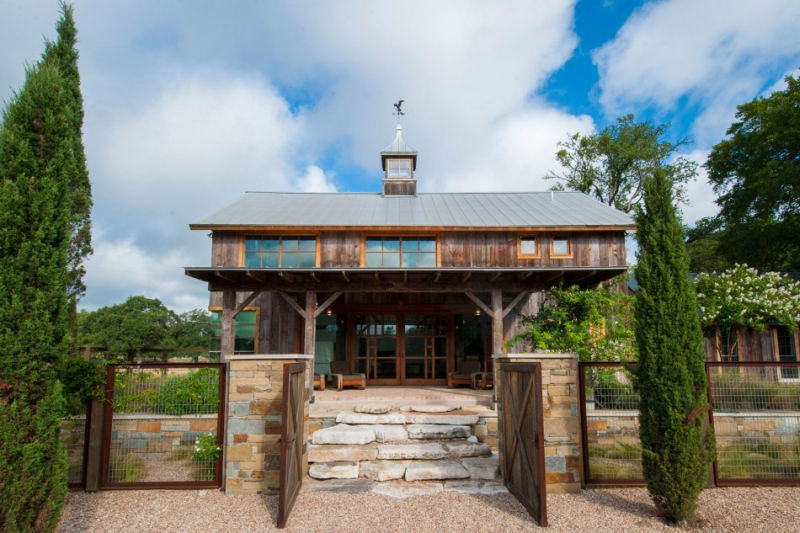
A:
[57,486,799,532]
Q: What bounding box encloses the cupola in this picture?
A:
[380,123,417,196]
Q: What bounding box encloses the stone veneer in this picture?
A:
[224,354,311,495]
[494,352,582,493]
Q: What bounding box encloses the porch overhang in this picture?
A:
[184,266,627,292]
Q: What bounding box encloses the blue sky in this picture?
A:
[1,0,799,312]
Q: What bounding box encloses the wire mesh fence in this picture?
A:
[62,406,89,487]
[708,362,800,484]
[103,364,224,488]
[579,363,643,485]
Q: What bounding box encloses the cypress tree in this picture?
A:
[633,168,714,524]
[0,42,73,533]
[43,1,92,303]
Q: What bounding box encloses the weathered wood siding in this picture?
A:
[211,230,627,268]
[209,290,301,354]
[703,328,780,362]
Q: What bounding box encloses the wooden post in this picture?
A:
[304,291,317,403]
[221,290,236,360]
[491,289,503,406]
[84,395,105,491]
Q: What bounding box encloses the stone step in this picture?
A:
[309,461,359,480]
[407,424,471,440]
[461,455,500,480]
[359,460,407,482]
[377,443,449,460]
[404,460,470,481]
[308,444,378,463]
[334,411,482,426]
[310,424,376,445]
[443,441,492,458]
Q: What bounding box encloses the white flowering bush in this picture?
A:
[192,432,221,462]
[695,264,800,329]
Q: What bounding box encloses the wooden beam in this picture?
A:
[279,291,306,319]
[464,290,494,318]
[234,290,262,318]
[277,271,294,283]
[574,270,598,283]
[341,270,350,282]
[374,272,380,282]
[304,291,317,405]
[221,290,236,359]
[502,291,529,319]
[489,272,501,282]
[433,272,441,283]
[245,271,265,283]
[216,272,237,284]
[491,289,504,356]
[516,271,533,282]
[543,271,564,283]
[314,291,343,318]
[403,271,408,282]
[462,271,472,282]
[309,272,320,283]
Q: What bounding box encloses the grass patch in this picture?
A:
[717,438,800,479]
[109,455,145,483]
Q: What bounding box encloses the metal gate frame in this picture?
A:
[278,362,307,528]
[99,363,226,490]
[498,362,547,527]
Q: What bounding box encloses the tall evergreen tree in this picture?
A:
[42,1,92,302]
[0,17,76,533]
[633,168,714,524]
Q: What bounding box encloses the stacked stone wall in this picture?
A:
[224,355,311,495]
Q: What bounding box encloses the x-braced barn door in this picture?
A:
[277,362,306,528]
[498,362,547,527]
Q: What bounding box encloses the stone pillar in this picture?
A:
[224,354,312,495]
[494,352,581,493]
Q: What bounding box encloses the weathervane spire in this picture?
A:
[393,99,405,119]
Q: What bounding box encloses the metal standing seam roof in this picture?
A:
[190,191,634,228]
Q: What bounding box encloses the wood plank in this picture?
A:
[279,291,306,319]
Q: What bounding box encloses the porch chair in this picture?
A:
[330,360,366,391]
[447,360,482,388]
[472,360,493,390]
[313,373,325,391]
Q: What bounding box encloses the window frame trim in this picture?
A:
[209,305,260,355]
[772,325,800,382]
[239,234,321,268]
[517,233,541,260]
[385,157,414,179]
[549,235,574,259]
[360,233,441,268]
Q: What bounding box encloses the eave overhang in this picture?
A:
[184,266,628,293]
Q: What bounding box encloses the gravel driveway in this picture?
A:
[57,486,799,532]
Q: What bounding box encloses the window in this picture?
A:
[387,158,412,178]
[244,236,316,267]
[718,329,739,362]
[518,235,540,259]
[210,310,257,356]
[550,236,572,258]
[364,236,436,267]
[774,326,799,379]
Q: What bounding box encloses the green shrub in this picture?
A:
[112,368,218,415]
[711,376,800,411]
[593,370,639,410]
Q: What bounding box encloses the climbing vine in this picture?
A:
[509,281,636,362]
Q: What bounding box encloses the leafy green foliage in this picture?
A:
[57,357,105,414]
[684,216,733,272]
[634,168,714,523]
[113,369,219,415]
[509,282,635,362]
[77,298,212,360]
[193,432,221,462]
[705,73,800,271]
[696,265,800,329]
[547,114,697,213]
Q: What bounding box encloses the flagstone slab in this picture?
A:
[359,460,407,482]
[309,462,359,480]
[404,460,470,481]
[308,444,378,463]
[310,424,376,445]
[354,405,392,414]
[337,412,407,425]
[355,424,408,442]
[443,441,492,458]
[461,455,500,480]
[377,443,449,460]
[407,424,471,440]
[406,413,479,425]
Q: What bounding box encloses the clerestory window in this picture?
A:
[387,158,412,179]
[244,236,316,268]
[364,236,436,267]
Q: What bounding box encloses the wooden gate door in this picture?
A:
[498,362,547,527]
[277,362,307,528]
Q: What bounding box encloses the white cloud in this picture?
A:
[679,149,718,226]
[82,232,207,313]
[295,165,337,193]
[593,0,800,144]
[440,103,595,191]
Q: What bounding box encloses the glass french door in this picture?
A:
[352,313,451,385]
